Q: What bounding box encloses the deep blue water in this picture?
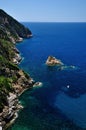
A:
[8,23,86,130]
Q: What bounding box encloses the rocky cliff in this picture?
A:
[0,9,34,129]
[0,9,32,43]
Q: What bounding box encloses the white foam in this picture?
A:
[67,85,70,88]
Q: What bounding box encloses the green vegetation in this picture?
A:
[12,76,17,83]
[0,39,15,61]
[0,45,18,111]
[0,43,19,111]
[0,76,13,93]
[8,62,19,70]
[0,76,14,112]
[0,9,32,113]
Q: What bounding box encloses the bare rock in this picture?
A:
[46,56,63,66]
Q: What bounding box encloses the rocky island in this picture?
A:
[46,56,63,66]
[0,9,34,129]
[46,56,77,72]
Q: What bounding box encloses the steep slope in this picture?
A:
[0,9,32,43]
[0,9,34,129]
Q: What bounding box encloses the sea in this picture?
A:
[8,22,86,130]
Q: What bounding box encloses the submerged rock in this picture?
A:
[46,56,63,66]
[58,65,77,71]
[33,82,43,87]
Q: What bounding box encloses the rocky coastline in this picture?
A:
[0,44,35,130]
[0,9,34,130]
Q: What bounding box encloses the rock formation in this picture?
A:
[46,56,77,72]
[46,56,63,66]
[33,82,43,87]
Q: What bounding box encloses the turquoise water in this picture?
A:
[8,23,86,130]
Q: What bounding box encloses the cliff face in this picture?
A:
[0,9,32,43]
[0,9,34,129]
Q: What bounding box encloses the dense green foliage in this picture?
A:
[0,39,15,61]
[0,76,13,93]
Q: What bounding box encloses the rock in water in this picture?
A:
[33,82,43,87]
[46,56,63,66]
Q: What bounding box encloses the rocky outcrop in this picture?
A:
[33,82,43,87]
[12,53,22,65]
[46,56,77,71]
[0,93,18,127]
[46,56,63,66]
[0,73,34,129]
[12,70,35,95]
[0,67,35,129]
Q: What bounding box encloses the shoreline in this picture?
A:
[0,10,34,130]
[1,36,35,130]
[4,113,18,130]
[4,79,40,130]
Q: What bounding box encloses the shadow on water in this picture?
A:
[8,84,85,130]
[54,91,86,129]
[7,91,82,130]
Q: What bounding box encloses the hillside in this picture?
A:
[0,9,32,43]
[0,9,34,129]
